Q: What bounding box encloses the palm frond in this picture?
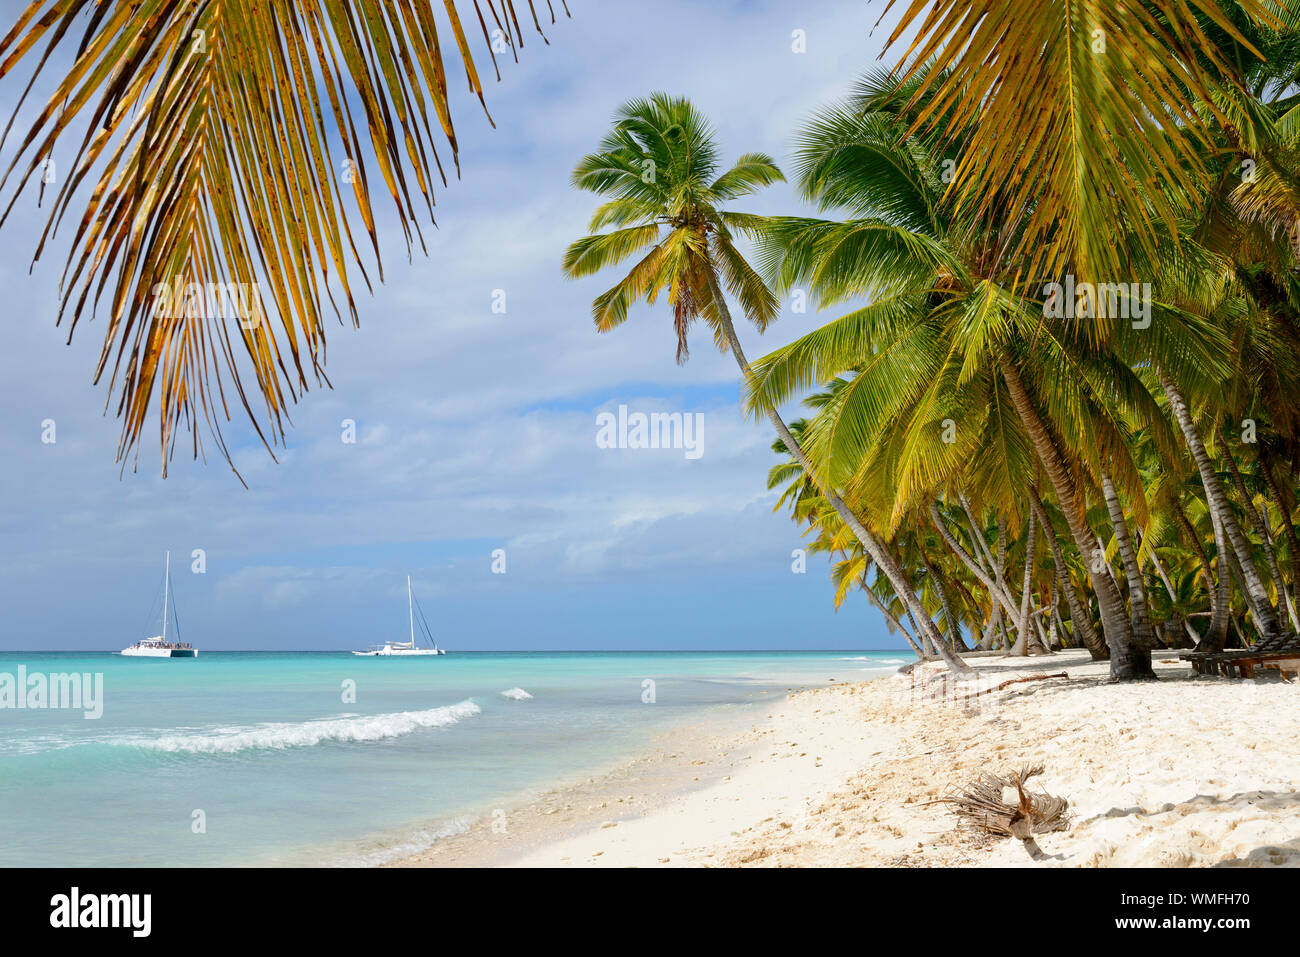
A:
[0,0,567,477]
[879,0,1278,287]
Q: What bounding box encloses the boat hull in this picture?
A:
[352,648,442,656]
[121,646,198,658]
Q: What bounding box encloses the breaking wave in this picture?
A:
[119,700,481,754]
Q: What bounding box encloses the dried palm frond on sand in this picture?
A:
[924,766,1070,843]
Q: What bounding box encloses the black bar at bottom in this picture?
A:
[2,866,1285,944]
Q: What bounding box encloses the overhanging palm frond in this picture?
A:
[878,0,1278,287]
[0,0,568,479]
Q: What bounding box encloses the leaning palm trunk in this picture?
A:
[978,604,1001,650]
[1216,426,1299,633]
[1008,508,1037,656]
[1029,487,1107,659]
[1100,467,1157,650]
[919,548,970,652]
[984,513,1022,641]
[1157,369,1282,643]
[1208,509,1235,649]
[1095,533,1124,599]
[928,501,1026,644]
[1173,497,1229,649]
[1257,503,1298,632]
[707,269,974,675]
[960,496,1007,593]
[1047,584,1063,649]
[906,603,940,658]
[1141,529,1202,645]
[1258,447,1300,609]
[999,359,1151,679]
[860,574,928,660]
[994,519,1012,648]
[1046,586,1058,648]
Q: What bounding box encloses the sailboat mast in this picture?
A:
[162,551,170,641]
[408,576,415,648]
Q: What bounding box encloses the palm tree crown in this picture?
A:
[562,93,783,362]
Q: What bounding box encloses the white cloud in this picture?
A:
[0,0,901,650]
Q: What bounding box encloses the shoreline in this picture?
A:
[383,694,804,867]
[391,649,1300,867]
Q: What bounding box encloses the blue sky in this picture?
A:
[0,0,915,651]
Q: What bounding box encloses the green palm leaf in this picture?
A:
[880,0,1278,287]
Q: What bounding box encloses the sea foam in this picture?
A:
[499,687,532,700]
[334,817,473,867]
[121,700,481,754]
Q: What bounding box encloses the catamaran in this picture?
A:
[121,552,198,658]
[353,576,446,656]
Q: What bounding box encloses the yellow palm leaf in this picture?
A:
[0,0,568,479]
[879,0,1277,290]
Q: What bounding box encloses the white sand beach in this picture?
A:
[393,650,1300,868]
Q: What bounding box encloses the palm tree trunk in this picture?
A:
[1029,486,1108,659]
[928,501,1024,640]
[1208,507,1236,648]
[1140,528,1201,645]
[1258,446,1300,609]
[860,574,928,660]
[998,614,1013,651]
[1231,610,1246,648]
[1157,369,1282,641]
[706,269,974,675]
[1096,533,1123,599]
[950,576,983,651]
[959,495,1000,575]
[919,546,969,652]
[1258,501,1298,631]
[957,518,1004,651]
[1100,467,1157,649]
[1030,605,1051,652]
[910,607,939,657]
[1046,580,1060,649]
[1009,508,1037,656]
[1216,425,1299,632]
[986,513,1020,638]
[999,358,1151,679]
[1172,497,1229,650]
[978,603,1000,650]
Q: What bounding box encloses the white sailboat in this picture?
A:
[121,552,198,658]
[352,576,446,656]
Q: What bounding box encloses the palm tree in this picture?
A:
[880,1,1299,649]
[743,4,1299,676]
[0,0,568,479]
[1028,486,1107,659]
[561,93,974,675]
[743,75,1161,678]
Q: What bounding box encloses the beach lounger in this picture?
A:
[1181,633,1300,679]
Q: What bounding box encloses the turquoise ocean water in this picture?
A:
[0,650,906,866]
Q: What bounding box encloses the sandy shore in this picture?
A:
[391,649,1300,867]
